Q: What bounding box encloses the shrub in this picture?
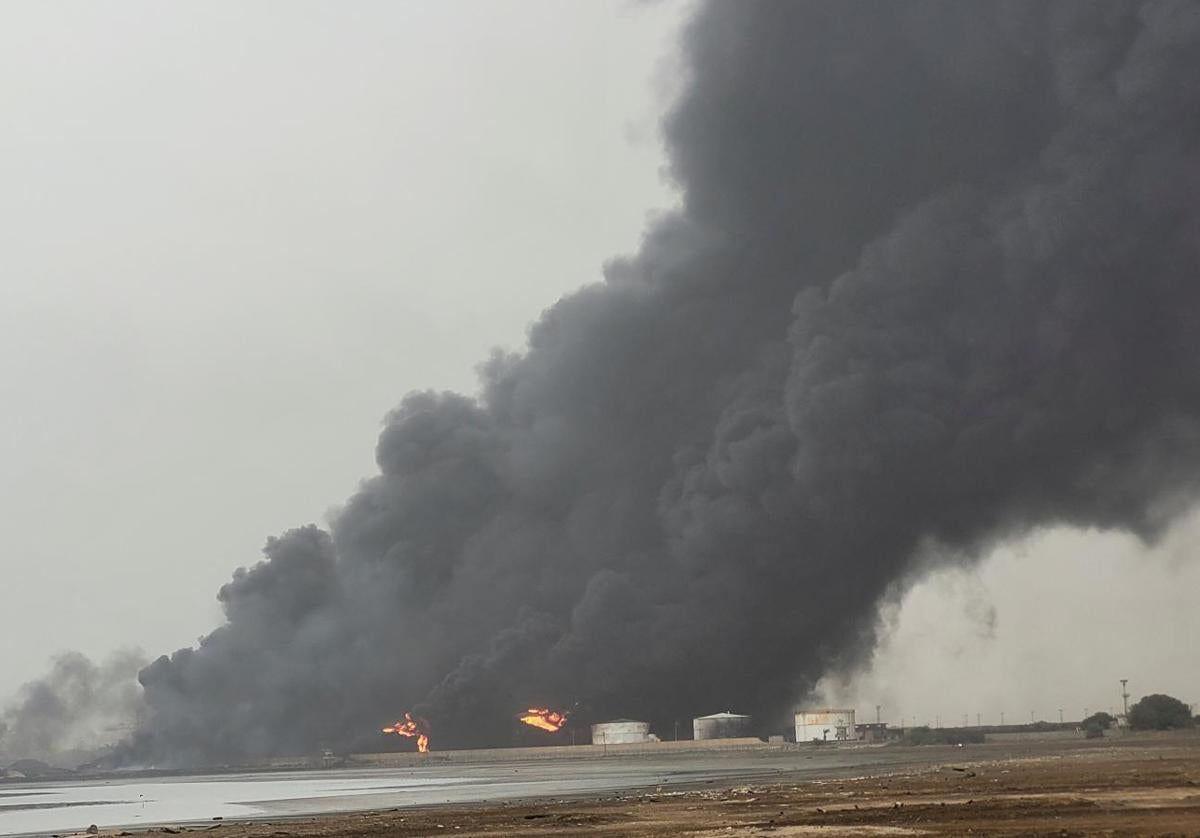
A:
[897,726,985,746]
[1081,712,1115,730]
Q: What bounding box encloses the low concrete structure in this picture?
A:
[855,722,892,742]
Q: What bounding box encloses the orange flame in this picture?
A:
[519,706,569,733]
[382,711,431,753]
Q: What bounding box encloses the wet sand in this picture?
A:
[9,733,1200,837]
[1,746,919,836]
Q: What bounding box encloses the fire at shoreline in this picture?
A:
[378,705,566,751]
[382,711,430,753]
[518,706,569,733]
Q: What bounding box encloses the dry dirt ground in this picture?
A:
[78,737,1200,837]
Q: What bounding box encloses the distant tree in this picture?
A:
[1081,711,1116,731]
[1127,694,1195,731]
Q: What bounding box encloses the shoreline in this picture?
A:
[8,733,1199,837]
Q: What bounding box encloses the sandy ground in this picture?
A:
[61,735,1200,837]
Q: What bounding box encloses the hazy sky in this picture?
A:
[831,510,1200,726]
[2,1,1196,722]
[0,0,683,693]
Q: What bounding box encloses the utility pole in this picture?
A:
[1058,708,1064,724]
[876,705,881,725]
[1000,711,1005,726]
[1120,679,1130,718]
[1030,710,1035,724]
[976,713,981,728]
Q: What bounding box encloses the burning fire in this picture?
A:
[518,707,569,733]
[382,711,430,753]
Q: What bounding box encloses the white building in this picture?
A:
[795,709,859,742]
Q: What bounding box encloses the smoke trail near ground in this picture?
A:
[0,650,145,765]
[127,0,1200,763]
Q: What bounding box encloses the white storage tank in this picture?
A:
[590,719,653,744]
[795,709,859,742]
[693,711,753,740]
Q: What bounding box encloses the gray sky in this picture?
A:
[0,0,683,693]
[1,0,1196,723]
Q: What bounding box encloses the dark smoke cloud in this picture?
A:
[129,1,1200,763]
[0,650,145,766]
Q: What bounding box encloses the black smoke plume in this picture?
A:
[130,1,1200,763]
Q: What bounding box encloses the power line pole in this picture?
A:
[1058,708,1064,724]
[1000,711,1005,726]
[876,705,881,725]
[1120,679,1130,718]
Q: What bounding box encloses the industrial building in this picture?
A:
[693,711,753,740]
[795,709,859,742]
[590,719,656,744]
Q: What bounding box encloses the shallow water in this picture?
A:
[0,746,937,837]
[0,771,475,836]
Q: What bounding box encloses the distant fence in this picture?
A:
[347,737,788,767]
[984,729,1086,743]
